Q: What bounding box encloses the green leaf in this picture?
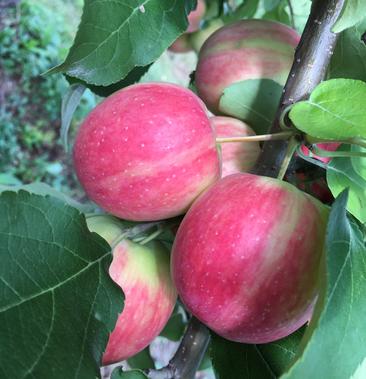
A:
[289,79,366,140]
[225,0,260,21]
[210,328,304,379]
[127,347,154,370]
[66,65,151,97]
[0,191,123,379]
[327,146,366,223]
[330,19,366,82]
[218,79,283,134]
[351,145,366,178]
[159,309,186,341]
[49,0,196,86]
[0,182,94,213]
[61,83,86,152]
[281,191,366,379]
[332,0,366,33]
[111,368,148,379]
[263,0,282,11]
[262,3,291,27]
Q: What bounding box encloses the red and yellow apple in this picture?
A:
[73,82,220,221]
[211,116,260,177]
[87,216,177,365]
[171,173,328,344]
[195,19,300,113]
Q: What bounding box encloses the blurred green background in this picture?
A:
[0,0,96,198]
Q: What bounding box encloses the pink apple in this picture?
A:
[169,0,206,52]
[195,19,300,113]
[187,0,206,33]
[171,173,328,344]
[300,143,341,164]
[87,216,177,365]
[73,82,220,221]
[211,116,260,176]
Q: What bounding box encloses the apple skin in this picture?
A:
[168,0,206,52]
[87,216,177,365]
[73,82,220,221]
[300,142,341,164]
[187,0,206,33]
[195,19,300,113]
[211,116,260,177]
[171,173,328,344]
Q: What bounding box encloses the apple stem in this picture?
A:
[216,131,294,144]
[145,317,210,379]
[138,227,164,245]
[277,137,300,180]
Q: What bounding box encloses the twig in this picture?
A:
[251,0,345,179]
[145,317,210,379]
[216,131,294,143]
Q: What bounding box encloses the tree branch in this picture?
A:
[251,0,345,179]
[143,1,345,378]
[145,317,210,379]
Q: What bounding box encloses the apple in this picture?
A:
[190,19,225,53]
[211,116,260,177]
[300,142,341,164]
[169,0,206,53]
[73,82,220,221]
[171,173,328,344]
[195,19,300,113]
[87,216,177,365]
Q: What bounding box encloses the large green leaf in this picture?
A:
[351,145,366,178]
[0,191,123,379]
[289,79,366,140]
[281,191,366,379]
[327,146,366,223]
[0,182,94,213]
[210,328,304,379]
[330,19,366,82]
[218,79,283,134]
[50,0,196,86]
[332,0,366,33]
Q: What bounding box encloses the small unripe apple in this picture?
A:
[211,116,260,177]
[300,143,341,164]
[87,216,177,365]
[168,0,206,52]
[195,19,300,113]
[187,0,206,33]
[171,173,328,344]
[190,19,225,53]
[73,82,220,221]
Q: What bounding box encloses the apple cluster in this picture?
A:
[73,17,329,365]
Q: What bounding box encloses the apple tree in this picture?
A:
[1,0,366,378]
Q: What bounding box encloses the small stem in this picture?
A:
[139,227,164,245]
[216,131,294,144]
[306,135,366,149]
[277,137,299,180]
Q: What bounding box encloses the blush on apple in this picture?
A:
[211,116,260,177]
[171,173,328,344]
[87,216,177,365]
[195,19,300,113]
[73,82,220,221]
